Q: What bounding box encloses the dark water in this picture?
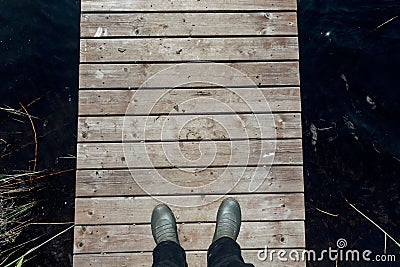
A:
[0,0,79,266]
[1,0,399,266]
[299,1,400,266]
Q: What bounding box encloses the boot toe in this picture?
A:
[213,197,242,242]
[151,204,179,245]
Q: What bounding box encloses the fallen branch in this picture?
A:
[25,97,41,108]
[342,194,400,248]
[0,169,74,189]
[374,15,399,31]
[34,168,75,180]
[19,103,38,181]
[29,222,74,225]
[316,207,339,217]
[0,106,39,120]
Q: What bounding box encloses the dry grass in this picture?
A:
[0,172,39,265]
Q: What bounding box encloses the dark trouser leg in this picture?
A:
[152,241,188,267]
[207,237,255,267]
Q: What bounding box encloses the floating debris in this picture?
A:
[366,96,377,110]
[310,123,318,146]
[340,74,350,91]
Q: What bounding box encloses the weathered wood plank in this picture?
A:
[79,62,300,88]
[75,194,304,225]
[73,251,306,267]
[81,0,298,12]
[76,139,303,169]
[80,12,298,38]
[76,166,304,197]
[78,88,301,115]
[78,113,301,142]
[80,37,299,62]
[74,221,305,253]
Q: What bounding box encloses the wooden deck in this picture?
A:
[75,1,305,266]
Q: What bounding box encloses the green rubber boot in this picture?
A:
[212,197,242,242]
[151,204,180,245]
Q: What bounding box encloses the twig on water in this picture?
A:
[374,15,399,31]
[11,118,25,124]
[384,233,387,254]
[0,236,43,266]
[335,250,338,267]
[34,168,75,180]
[0,106,39,119]
[29,222,74,225]
[19,103,38,181]
[341,193,400,248]
[316,207,339,217]
[25,97,41,108]
[0,142,35,159]
[0,169,74,189]
[12,221,74,225]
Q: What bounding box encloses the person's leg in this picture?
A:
[207,198,255,267]
[151,204,188,267]
[152,241,187,267]
[208,237,254,267]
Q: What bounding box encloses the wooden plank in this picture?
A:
[80,12,298,38]
[73,221,305,253]
[81,0,298,12]
[73,251,306,267]
[76,166,304,197]
[75,194,304,225]
[79,62,300,88]
[80,37,299,62]
[78,113,302,142]
[76,139,303,169]
[78,88,301,115]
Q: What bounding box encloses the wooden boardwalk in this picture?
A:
[75,1,305,266]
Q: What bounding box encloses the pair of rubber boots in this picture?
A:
[151,197,241,245]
